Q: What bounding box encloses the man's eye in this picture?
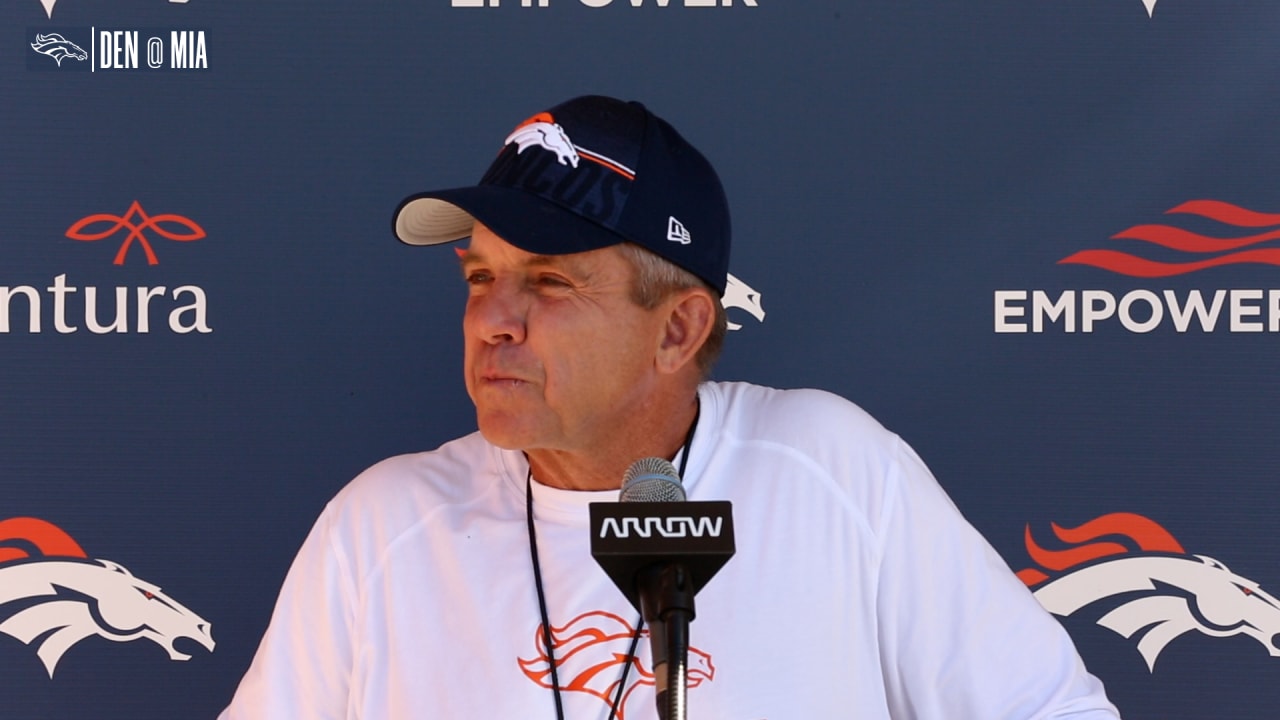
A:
[464,271,492,285]
[535,275,571,288]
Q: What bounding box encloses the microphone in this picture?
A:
[620,456,686,503]
[589,457,734,612]
[589,457,735,720]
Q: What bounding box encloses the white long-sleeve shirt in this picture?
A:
[221,381,1120,719]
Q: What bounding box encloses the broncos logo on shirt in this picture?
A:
[1018,512,1280,671]
[518,610,714,719]
[0,517,215,677]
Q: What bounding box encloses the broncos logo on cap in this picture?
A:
[30,33,87,67]
[0,517,215,677]
[505,112,580,169]
[1018,512,1280,671]
[518,610,714,719]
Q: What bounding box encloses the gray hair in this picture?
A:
[616,243,727,377]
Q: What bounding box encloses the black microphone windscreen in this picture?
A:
[619,457,685,503]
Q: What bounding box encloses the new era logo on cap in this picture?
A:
[667,216,692,245]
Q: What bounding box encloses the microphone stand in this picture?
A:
[638,562,695,720]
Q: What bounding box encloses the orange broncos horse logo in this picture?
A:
[518,610,714,719]
[1018,512,1280,670]
[0,517,214,677]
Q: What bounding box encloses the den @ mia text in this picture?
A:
[97,30,207,70]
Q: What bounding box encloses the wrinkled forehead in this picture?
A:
[458,222,631,274]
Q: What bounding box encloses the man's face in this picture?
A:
[459,223,668,454]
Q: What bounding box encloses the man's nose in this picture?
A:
[467,280,527,345]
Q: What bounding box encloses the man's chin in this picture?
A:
[478,430,529,451]
[475,414,545,452]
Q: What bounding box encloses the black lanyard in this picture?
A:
[525,405,699,720]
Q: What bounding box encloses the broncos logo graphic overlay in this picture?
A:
[1018,512,1280,671]
[30,33,88,67]
[518,610,714,720]
[0,517,215,677]
[722,273,765,331]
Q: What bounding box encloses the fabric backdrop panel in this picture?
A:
[2,0,1276,717]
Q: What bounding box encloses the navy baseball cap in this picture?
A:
[393,95,731,295]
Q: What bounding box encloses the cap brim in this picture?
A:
[394,192,475,246]
[393,185,627,255]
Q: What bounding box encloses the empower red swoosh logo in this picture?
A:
[65,201,205,265]
[1059,200,1280,277]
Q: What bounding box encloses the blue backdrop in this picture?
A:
[3,0,1278,716]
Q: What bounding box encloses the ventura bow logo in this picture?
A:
[1017,512,1280,671]
[30,33,86,66]
[0,517,215,677]
[66,201,206,265]
[1059,200,1280,277]
[518,610,713,719]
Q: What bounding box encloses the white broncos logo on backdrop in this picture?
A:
[0,517,214,677]
[1036,554,1280,670]
[722,273,764,331]
[1018,512,1280,671]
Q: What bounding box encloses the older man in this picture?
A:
[220,95,1120,719]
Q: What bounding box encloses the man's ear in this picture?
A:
[655,288,715,376]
